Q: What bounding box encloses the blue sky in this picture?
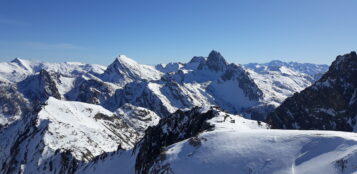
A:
[0,0,356,65]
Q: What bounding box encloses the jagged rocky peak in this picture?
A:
[267,51,357,132]
[155,62,183,73]
[328,51,357,73]
[198,50,228,71]
[189,56,205,63]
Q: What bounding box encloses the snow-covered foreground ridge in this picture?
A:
[80,107,357,174]
[156,130,357,174]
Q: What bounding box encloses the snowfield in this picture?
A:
[161,130,357,174]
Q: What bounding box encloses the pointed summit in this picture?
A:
[198,50,228,72]
[11,57,32,71]
[102,54,162,84]
[115,54,139,66]
[11,57,23,63]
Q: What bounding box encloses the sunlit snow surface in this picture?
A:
[162,130,357,174]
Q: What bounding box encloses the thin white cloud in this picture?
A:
[0,41,82,50]
[23,42,81,50]
[0,18,26,25]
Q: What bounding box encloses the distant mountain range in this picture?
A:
[1,50,356,174]
[0,50,328,127]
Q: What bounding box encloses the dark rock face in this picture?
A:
[267,52,357,132]
[189,56,205,64]
[68,77,112,105]
[110,81,171,117]
[17,69,61,103]
[198,50,228,72]
[134,107,217,174]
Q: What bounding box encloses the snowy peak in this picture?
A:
[102,55,162,84]
[10,58,32,71]
[117,54,137,63]
[198,50,228,72]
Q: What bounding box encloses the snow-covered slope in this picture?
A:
[0,83,31,127]
[247,66,312,106]
[154,129,357,174]
[244,60,329,106]
[0,97,158,174]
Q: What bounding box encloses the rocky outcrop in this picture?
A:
[267,52,357,132]
[134,107,217,174]
[67,77,114,105]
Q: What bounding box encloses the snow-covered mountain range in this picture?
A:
[1,50,356,174]
[0,50,328,127]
